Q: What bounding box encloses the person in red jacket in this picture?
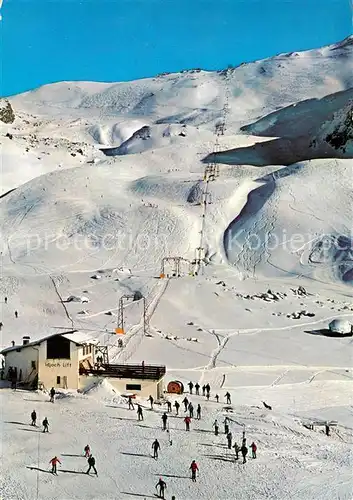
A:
[251,441,257,459]
[184,416,191,431]
[49,456,61,474]
[190,460,199,482]
[84,444,90,458]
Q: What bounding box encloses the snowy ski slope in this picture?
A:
[0,35,352,500]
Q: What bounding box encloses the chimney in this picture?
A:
[23,336,30,345]
[11,340,15,347]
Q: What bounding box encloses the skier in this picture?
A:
[223,417,230,434]
[205,383,210,397]
[155,478,167,499]
[206,391,210,401]
[137,404,143,421]
[190,460,199,482]
[182,396,189,412]
[241,444,248,464]
[86,454,98,475]
[174,400,180,415]
[188,381,194,394]
[325,424,330,437]
[184,415,191,431]
[49,456,61,474]
[0,322,3,331]
[42,417,49,433]
[84,444,90,458]
[225,392,231,404]
[49,387,55,403]
[213,419,219,436]
[31,410,37,426]
[227,431,232,449]
[250,441,257,458]
[215,394,219,403]
[4,297,7,304]
[188,402,194,418]
[195,382,200,395]
[14,310,18,319]
[202,385,206,396]
[152,439,160,459]
[166,400,172,413]
[148,395,154,409]
[196,404,201,420]
[162,412,168,431]
[233,442,240,460]
[128,395,134,410]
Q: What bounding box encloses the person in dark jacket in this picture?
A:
[241,444,248,464]
[195,382,200,395]
[223,417,230,435]
[148,395,154,409]
[42,417,49,433]
[225,392,231,404]
[215,394,219,403]
[155,478,167,499]
[49,387,55,403]
[233,442,240,460]
[182,397,189,412]
[202,385,206,396]
[205,383,210,397]
[188,381,194,394]
[174,401,180,415]
[31,410,37,426]
[128,395,134,410]
[188,403,194,418]
[166,400,172,412]
[152,439,160,459]
[227,431,232,449]
[213,419,219,435]
[137,404,143,421]
[196,404,201,420]
[86,454,98,475]
[162,413,168,431]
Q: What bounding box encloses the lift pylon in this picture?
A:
[117,294,146,335]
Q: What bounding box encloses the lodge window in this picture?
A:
[57,376,61,385]
[46,336,71,360]
[126,384,141,391]
[83,344,92,356]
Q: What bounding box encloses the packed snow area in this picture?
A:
[0,36,353,499]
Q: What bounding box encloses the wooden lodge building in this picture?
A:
[0,331,166,398]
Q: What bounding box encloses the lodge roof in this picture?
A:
[0,330,99,355]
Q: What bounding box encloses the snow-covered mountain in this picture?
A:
[1,36,353,500]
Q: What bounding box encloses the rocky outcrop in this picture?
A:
[0,99,15,124]
[324,102,353,153]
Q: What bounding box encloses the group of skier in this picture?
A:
[27,380,258,498]
[212,416,258,463]
[49,445,97,476]
[30,410,49,433]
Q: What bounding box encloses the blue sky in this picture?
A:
[1,0,351,96]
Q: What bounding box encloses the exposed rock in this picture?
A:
[0,99,15,124]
